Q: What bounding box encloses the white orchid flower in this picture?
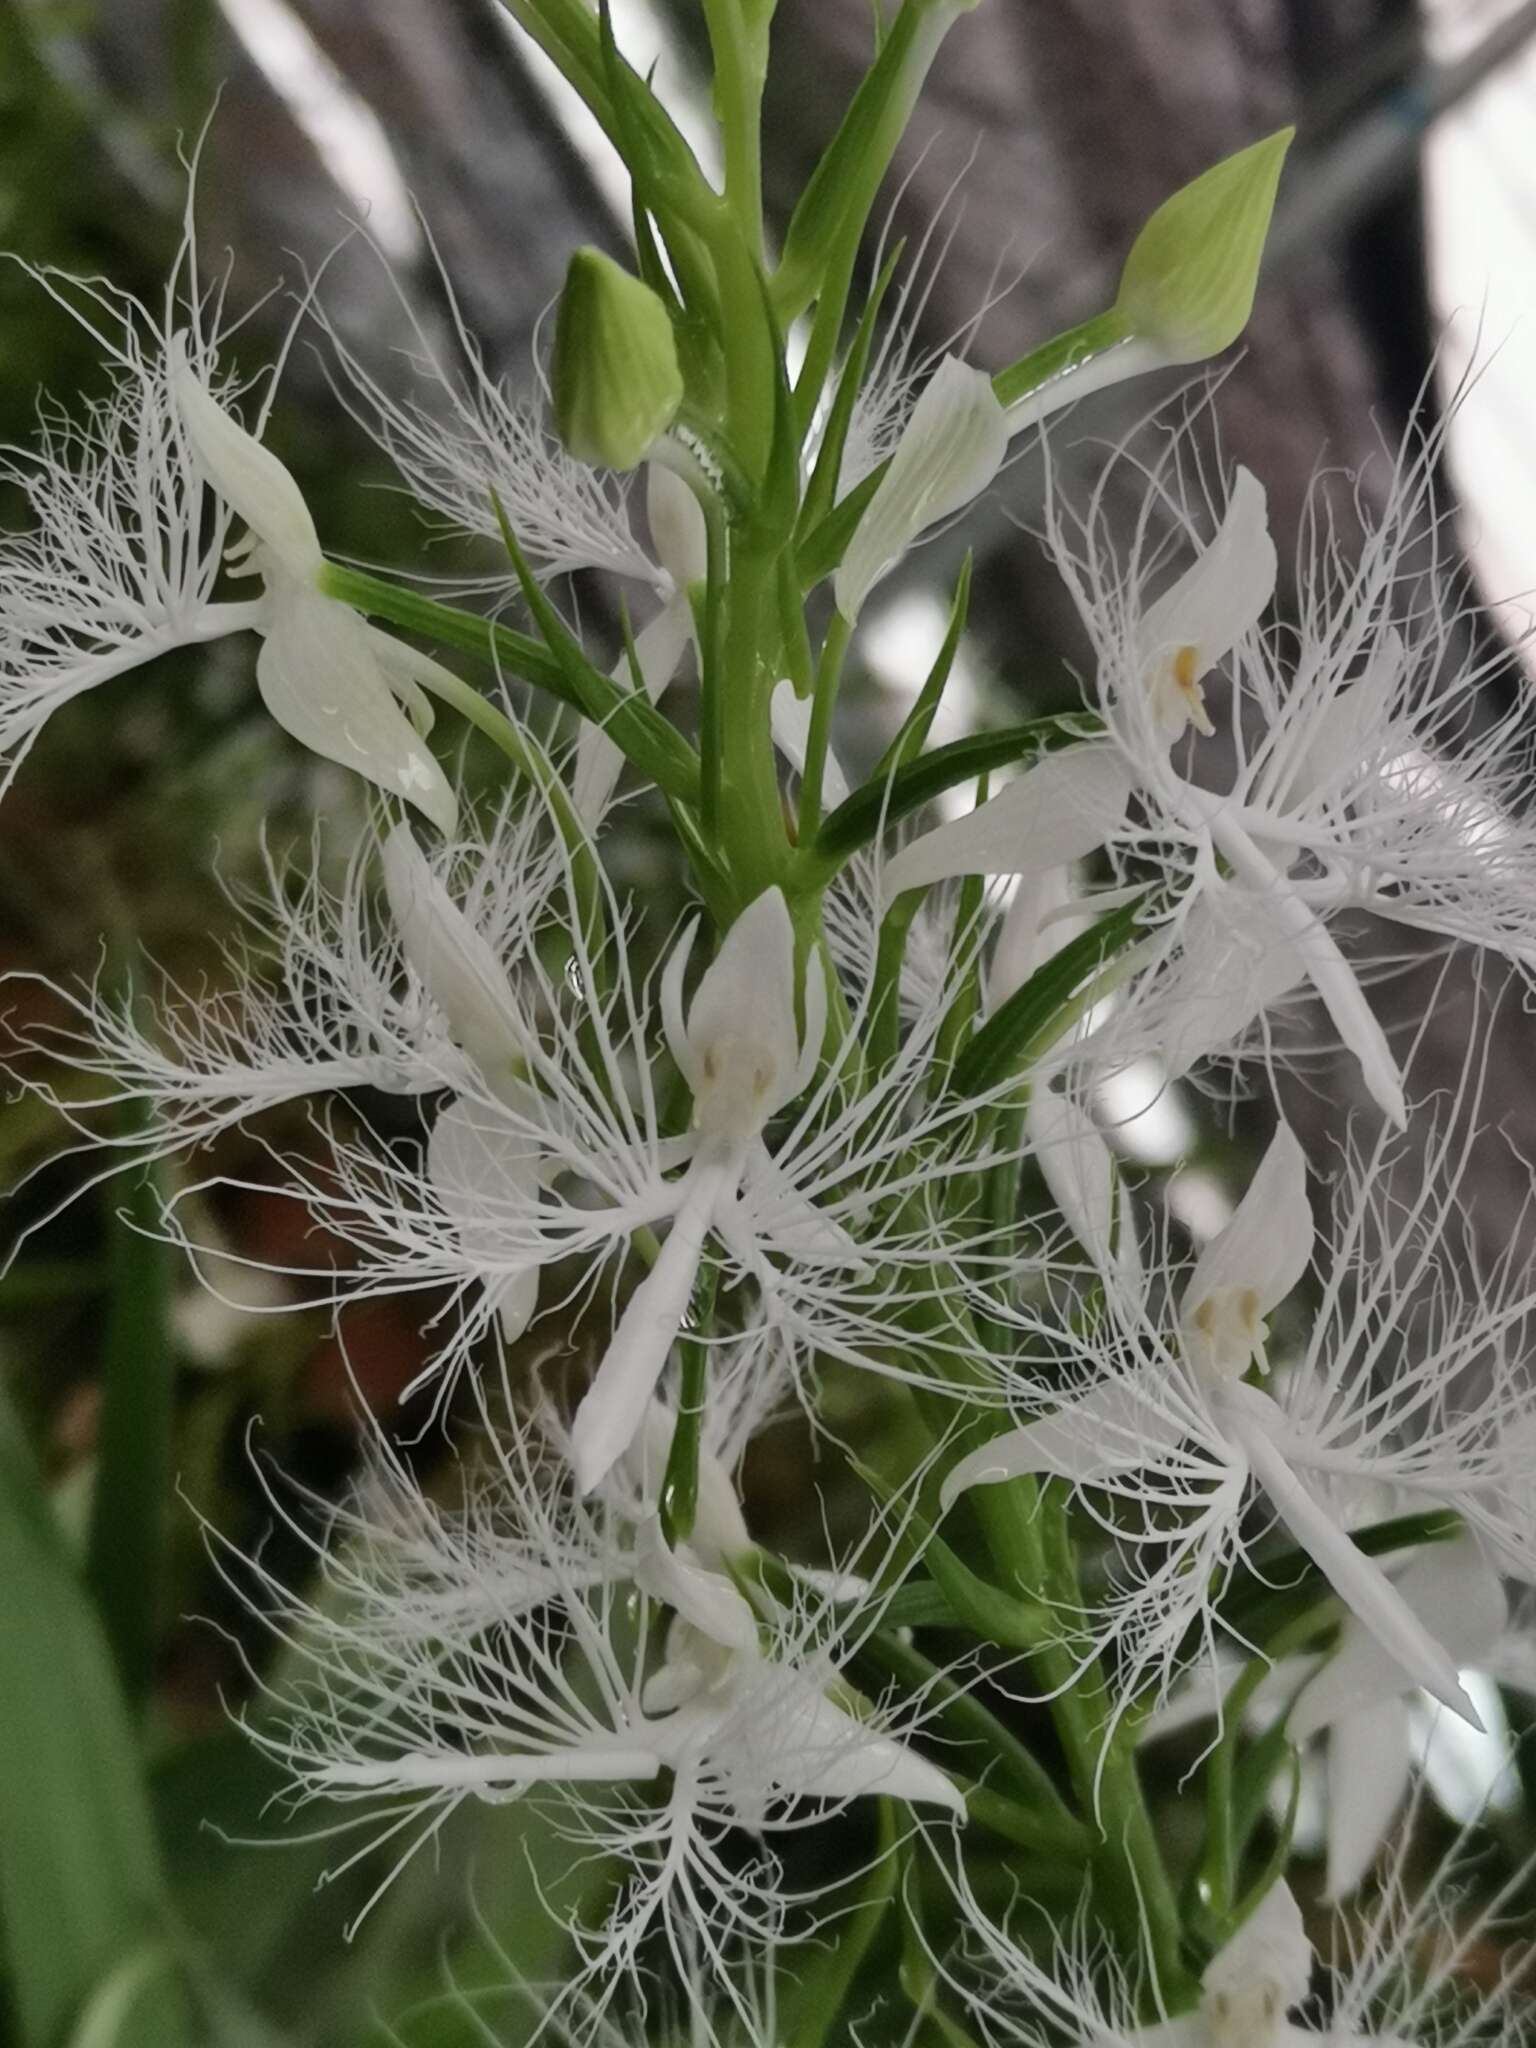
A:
[218,1413,958,1987]
[953,1823,1535,2048]
[569,887,828,1490]
[882,423,1536,1124]
[942,1120,1536,1719]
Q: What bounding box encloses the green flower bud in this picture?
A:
[552,247,684,473]
[1115,127,1293,364]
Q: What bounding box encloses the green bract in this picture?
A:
[1115,126,1293,363]
[552,246,684,472]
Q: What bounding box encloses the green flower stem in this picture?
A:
[796,610,851,844]
[700,0,767,252]
[785,1801,899,2048]
[716,540,790,896]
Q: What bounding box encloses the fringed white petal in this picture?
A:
[257,589,457,835]
[380,824,524,1082]
[883,742,1133,897]
[835,354,1008,621]
[426,1097,541,1341]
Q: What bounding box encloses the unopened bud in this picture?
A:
[1115,128,1293,364]
[552,248,684,473]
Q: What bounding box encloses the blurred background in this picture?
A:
[2,1,1536,2042]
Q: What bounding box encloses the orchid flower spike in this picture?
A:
[214,1414,958,1990]
[943,1122,1518,1724]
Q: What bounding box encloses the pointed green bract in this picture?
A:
[1116,127,1294,363]
[552,247,684,472]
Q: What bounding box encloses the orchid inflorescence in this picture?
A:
[4,2,1536,2044]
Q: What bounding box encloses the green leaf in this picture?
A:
[949,895,1149,1097]
[810,712,1103,868]
[87,1128,175,1708]
[0,1379,193,2048]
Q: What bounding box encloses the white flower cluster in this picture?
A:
[4,182,1536,2047]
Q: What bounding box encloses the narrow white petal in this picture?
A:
[769,679,850,806]
[171,340,321,580]
[569,1156,728,1493]
[985,866,1080,1012]
[1289,1535,1507,1742]
[426,1097,541,1340]
[258,588,457,835]
[1137,466,1275,741]
[941,1380,1180,1510]
[380,825,524,1082]
[883,742,1133,897]
[1323,1699,1412,1901]
[1224,1392,1482,1727]
[1157,890,1308,1078]
[835,354,1008,620]
[572,596,693,825]
[1181,1122,1311,1336]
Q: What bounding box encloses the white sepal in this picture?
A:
[764,1675,965,1815]
[171,338,321,580]
[645,460,708,590]
[1179,1122,1310,1378]
[380,824,524,1083]
[631,1516,759,1652]
[1203,1878,1313,2018]
[572,596,693,824]
[1137,465,1275,742]
[882,741,1133,898]
[1027,1088,1139,1288]
[685,888,805,1139]
[835,354,1007,621]
[255,589,455,836]
[1322,1699,1414,1902]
